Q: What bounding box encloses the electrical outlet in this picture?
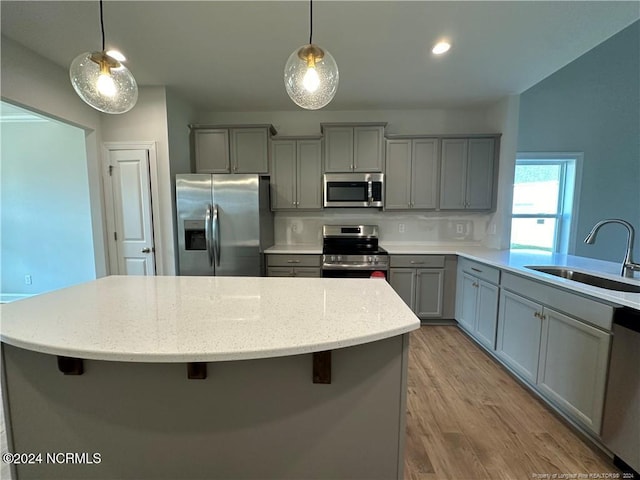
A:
[489,223,497,234]
[24,274,32,285]
[398,223,405,233]
[456,224,464,234]
[292,223,298,232]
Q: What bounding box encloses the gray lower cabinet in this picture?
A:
[266,254,321,277]
[385,138,439,210]
[270,139,322,210]
[389,255,456,320]
[496,271,614,435]
[537,307,610,434]
[455,258,500,349]
[496,289,543,385]
[439,137,497,210]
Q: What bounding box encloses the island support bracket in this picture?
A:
[187,362,207,379]
[313,350,331,384]
[57,356,84,375]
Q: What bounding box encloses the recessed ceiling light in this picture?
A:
[432,42,451,55]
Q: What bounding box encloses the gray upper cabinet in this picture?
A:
[270,139,322,210]
[193,125,274,174]
[385,138,438,210]
[439,137,497,210]
[323,124,385,172]
[231,128,270,173]
[194,129,230,173]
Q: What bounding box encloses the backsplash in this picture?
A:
[274,211,493,245]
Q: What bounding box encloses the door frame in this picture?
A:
[102,142,163,275]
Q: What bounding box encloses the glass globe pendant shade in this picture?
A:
[284,44,338,110]
[69,51,138,114]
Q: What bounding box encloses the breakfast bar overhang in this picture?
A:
[0,275,419,479]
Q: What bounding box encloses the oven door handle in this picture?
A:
[322,264,388,271]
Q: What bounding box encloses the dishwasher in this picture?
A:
[601,307,640,476]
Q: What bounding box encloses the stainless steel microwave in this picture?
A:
[323,173,384,208]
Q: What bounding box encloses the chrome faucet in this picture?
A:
[584,219,640,278]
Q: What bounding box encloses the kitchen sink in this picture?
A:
[525,266,640,293]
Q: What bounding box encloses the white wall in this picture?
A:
[166,88,198,271]
[101,87,176,275]
[1,115,96,295]
[197,108,494,136]
[483,95,520,250]
[0,36,108,278]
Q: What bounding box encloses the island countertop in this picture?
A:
[0,275,419,363]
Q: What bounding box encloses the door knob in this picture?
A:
[141,247,151,253]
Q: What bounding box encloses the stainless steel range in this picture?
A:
[321,225,389,279]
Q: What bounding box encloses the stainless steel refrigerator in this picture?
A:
[176,174,274,276]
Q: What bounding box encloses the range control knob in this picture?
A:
[373,256,379,264]
[330,255,336,262]
[337,255,342,262]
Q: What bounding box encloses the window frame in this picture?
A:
[511,153,583,254]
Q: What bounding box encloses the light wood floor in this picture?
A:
[0,326,618,480]
[404,326,618,480]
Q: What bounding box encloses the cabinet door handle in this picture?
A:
[287,260,301,264]
[471,267,482,273]
[472,282,479,287]
[410,261,425,264]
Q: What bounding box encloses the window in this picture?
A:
[510,153,582,253]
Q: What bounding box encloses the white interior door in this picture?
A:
[108,149,156,275]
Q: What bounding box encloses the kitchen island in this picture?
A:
[1,276,419,479]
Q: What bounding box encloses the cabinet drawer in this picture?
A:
[458,258,500,284]
[267,267,294,277]
[501,272,614,331]
[266,254,321,267]
[390,255,445,268]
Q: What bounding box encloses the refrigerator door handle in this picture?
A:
[205,204,214,267]
[212,204,221,267]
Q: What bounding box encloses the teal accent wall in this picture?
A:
[518,21,639,263]
[0,105,96,295]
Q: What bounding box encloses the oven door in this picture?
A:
[322,267,388,279]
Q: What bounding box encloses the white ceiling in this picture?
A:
[1,1,638,112]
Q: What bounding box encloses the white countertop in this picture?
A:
[382,244,640,310]
[0,276,419,363]
[263,243,640,310]
[265,244,322,254]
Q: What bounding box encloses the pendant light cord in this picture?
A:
[309,0,313,45]
[99,0,106,51]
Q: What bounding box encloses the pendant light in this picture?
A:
[69,0,138,114]
[284,0,339,110]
